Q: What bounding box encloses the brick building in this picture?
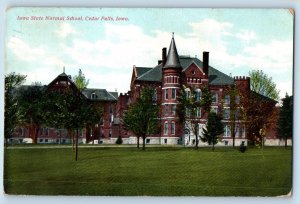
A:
[115,34,281,146]
[11,72,118,144]
[10,35,286,146]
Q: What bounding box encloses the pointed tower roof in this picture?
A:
[164,33,181,69]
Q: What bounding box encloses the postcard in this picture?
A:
[4,7,293,196]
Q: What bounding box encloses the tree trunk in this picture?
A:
[212,134,215,152]
[231,122,235,148]
[4,138,7,149]
[142,136,146,151]
[34,126,39,145]
[29,126,37,144]
[75,129,79,161]
[195,124,199,150]
[67,129,75,151]
[137,136,140,149]
[285,137,287,148]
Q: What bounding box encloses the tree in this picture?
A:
[240,91,276,147]
[237,70,279,147]
[225,86,240,148]
[73,69,89,91]
[201,112,224,151]
[249,70,279,101]
[123,87,160,150]
[17,83,45,144]
[176,85,212,149]
[41,90,102,160]
[277,94,293,148]
[4,73,26,146]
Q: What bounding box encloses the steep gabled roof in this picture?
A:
[135,67,152,77]
[180,56,202,70]
[82,88,118,101]
[208,66,234,85]
[137,64,162,82]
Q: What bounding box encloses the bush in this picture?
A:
[239,141,247,153]
[116,137,123,145]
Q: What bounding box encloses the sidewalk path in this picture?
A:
[6,144,182,149]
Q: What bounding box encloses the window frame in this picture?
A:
[164,121,168,135]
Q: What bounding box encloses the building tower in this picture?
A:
[161,33,183,144]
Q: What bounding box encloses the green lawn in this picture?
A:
[4,146,292,196]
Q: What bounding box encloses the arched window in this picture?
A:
[195,89,201,101]
[171,121,175,135]
[185,88,191,99]
[91,92,96,100]
[164,121,168,135]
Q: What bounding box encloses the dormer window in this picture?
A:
[60,80,67,85]
[91,92,96,100]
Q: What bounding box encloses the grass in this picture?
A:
[3,146,292,196]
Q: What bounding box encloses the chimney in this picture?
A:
[162,47,167,67]
[203,51,209,75]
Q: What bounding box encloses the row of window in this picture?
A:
[164,104,176,116]
[185,107,201,117]
[164,88,177,100]
[146,138,168,144]
[185,89,201,101]
[186,78,201,84]
[212,93,240,104]
[164,76,180,84]
[185,89,240,105]
[164,121,176,135]
[164,105,240,119]
[223,124,246,138]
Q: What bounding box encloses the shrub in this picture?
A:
[239,141,247,153]
[116,137,123,145]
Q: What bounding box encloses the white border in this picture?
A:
[0,1,299,204]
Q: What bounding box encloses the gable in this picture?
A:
[47,72,80,93]
[183,62,205,78]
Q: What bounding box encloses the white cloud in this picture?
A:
[55,22,76,38]
[61,24,169,70]
[7,37,46,61]
[6,18,293,97]
[235,30,257,43]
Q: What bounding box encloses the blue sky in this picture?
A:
[5,8,293,98]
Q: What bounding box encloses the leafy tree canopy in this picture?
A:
[201,112,224,151]
[73,69,89,91]
[249,70,279,101]
[277,93,293,147]
[17,82,45,143]
[123,87,160,150]
[4,73,26,141]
